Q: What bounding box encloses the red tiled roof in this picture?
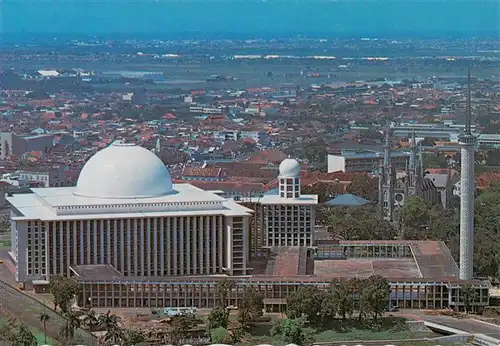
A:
[173,179,267,193]
[246,149,287,164]
[182,166,223,178]
[476,173,500,190]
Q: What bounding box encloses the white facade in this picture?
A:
[7,142,252,282]
[328,151,411,173]
[260,158,318,248]
[327,154,346,173]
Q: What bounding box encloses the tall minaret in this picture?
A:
[459,68,476,280]
[384,127,394,222]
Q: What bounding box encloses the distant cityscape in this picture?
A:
[0,37,499,346]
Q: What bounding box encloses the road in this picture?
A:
[394,309,500,339]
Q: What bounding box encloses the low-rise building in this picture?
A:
[328,150,410,173]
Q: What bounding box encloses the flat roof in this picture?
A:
[71,265,124,280]
[260,194,318,205]
[73,240,464,284]
[330,151,411,160]
[7,183,253,221]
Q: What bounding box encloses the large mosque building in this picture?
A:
[6,141,490,313]
[8,141,254,283]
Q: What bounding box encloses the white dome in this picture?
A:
[74,141,173,199]
[279,158,300,177]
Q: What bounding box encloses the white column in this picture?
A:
[160,218,165,276]
[198,216,204,274]
[45,222,50,279]
[86,221,91,264]
[79,221,84,265]
[179,217,184,274]
[212,216,217,274]
[58,222,64,275]
[100,221,105,264]
[72,221,77,266]
[243,216,249,273]
[205,216,210,273]
[133,219,138,276]
[127,219,131,275]
[166,218,171,276]
[153,218,158,276]
[106,220,111,264]
[65,222,70,274]
[173,217,178,275]
[192,217,198,274]
[186,217,191,275]
[119,219,124,272]
[52,222,57,275]
[113,219,118,267]
[146,218,151,276]
[460,141,475,280]
[218,216,223,270]
[226,217,233,273]
[93,220,98,264]
[140,218,145,276]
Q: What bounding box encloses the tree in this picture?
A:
[271,317,314,346]
[325,206,395,241]
[321,279,353,322]
[397,183,500,278]
[399,196,430,239]
[347,277,365,321]
[347,174,378,202]
[210,326,232,343]
[13,323,38,346]
[207,306,229,330]
[0,319,37,346]
[99,311,124,345]
[60,311,81,344]
[238,288,264,329]
[49,275,79,313]
[302,181,344,203]
[82,309,99,331]
[122,329,146,346]
[362,276,390,320]
[459,284,478,313]
[286,286,324,324]
[166,316,191,346]
[39,311,50,344]
[485,149,500,166]
[215,278,235,308]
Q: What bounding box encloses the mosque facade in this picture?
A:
[7,141,253,282]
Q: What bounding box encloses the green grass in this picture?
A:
[0,317,58,346]
[312,328,434,341]
[0,240,11,250]
[234,317,438,346]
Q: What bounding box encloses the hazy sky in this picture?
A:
[2,0,499,38]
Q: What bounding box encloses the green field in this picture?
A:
[234,318,439,346]
[0,240,10,250]
[0,317,58,346]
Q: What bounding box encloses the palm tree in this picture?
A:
[39,311,51,344]
[60,311,81,344]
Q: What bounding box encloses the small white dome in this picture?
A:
[279,158,300,177]
[74,141,173,199]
